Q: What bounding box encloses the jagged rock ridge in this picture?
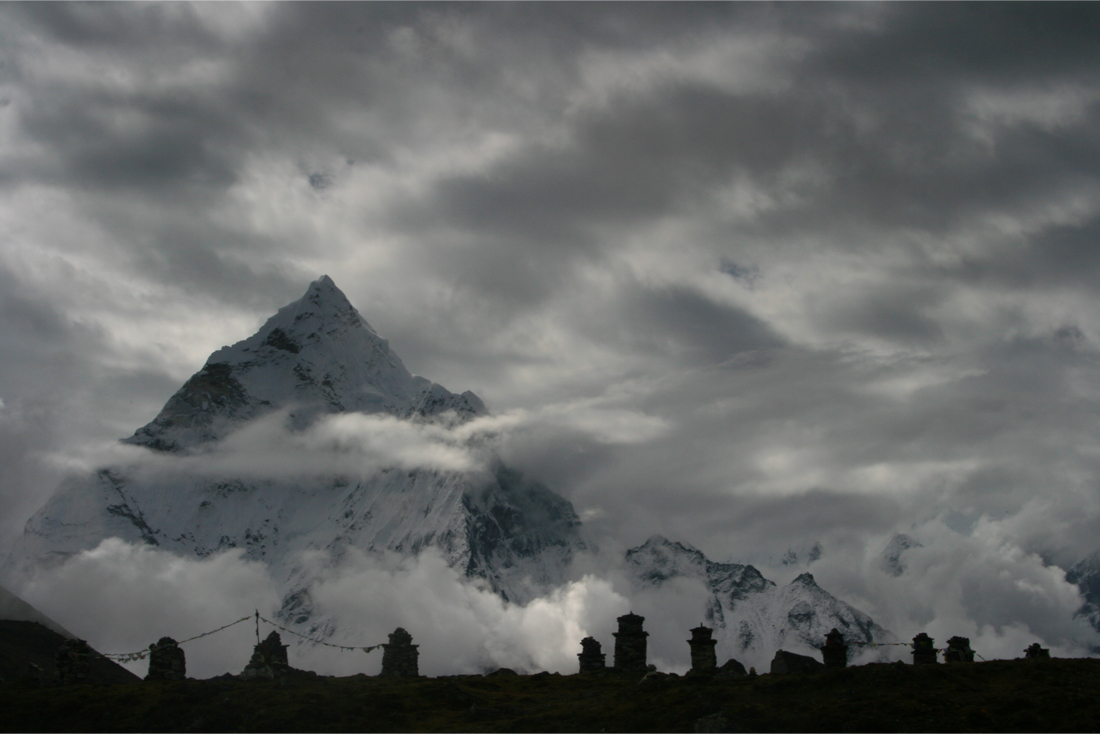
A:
[624,536,892,668]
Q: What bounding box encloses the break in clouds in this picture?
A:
[3,2,1100,668]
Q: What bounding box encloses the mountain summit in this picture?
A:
[11,277,583,619]
[126,275,485,452]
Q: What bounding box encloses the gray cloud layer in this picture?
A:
[3,2,1100,658]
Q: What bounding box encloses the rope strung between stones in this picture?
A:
[97,615,253,662]
[257,613,384,654]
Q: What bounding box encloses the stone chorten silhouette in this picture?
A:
[1023,642,1050,660]
[613,612,649,671]
[911,632,938,665]
[55,639,93,685]
[944,636,975,663]
[146,636,186,681]
[380,627,419,677]
[821,628,848,669]
[688,625,718,673]
[577,636,606,673]
[580,638,607,673]
[241,630,290,679]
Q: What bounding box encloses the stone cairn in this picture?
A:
[612,612,649,672]
[911,632,938,665]
[55,639,93,685]
[821,628,848,669]
[241,630,290,680]
[687,625,718,674]
[943,636,975,663]
[1023,642,1051,660]
[380,627,419,677]
[577,636,606,673]
[145,636,186,681]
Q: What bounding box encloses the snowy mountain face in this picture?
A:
[13,275,894,669]
[625,536,891,668]
[1067,550,1100,636]
[881,533,923,577]
[11,277,583,618]
[124,275,485,453]
[742,541,823,571]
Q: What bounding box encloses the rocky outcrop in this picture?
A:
[714,658,747,678]
[769,649,824,675]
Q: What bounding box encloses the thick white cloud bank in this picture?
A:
[13,528,1097,681]
[15,540,634,679]
[17,539,280,679]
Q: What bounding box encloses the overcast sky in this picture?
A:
[3,2,1100,664]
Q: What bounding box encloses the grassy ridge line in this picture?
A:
[2,658,1099,732]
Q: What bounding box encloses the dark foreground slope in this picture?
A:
[0,620,139,685]
[2,658,1099,733]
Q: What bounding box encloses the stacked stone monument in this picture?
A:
[612,612,649,672]
[577,636,606,673]
[820,628,848,669]
[687,625,718,674]
[145,636,186,681]
[911,633,938,665]
[943,636,975,663]
[1023,642,1051,659]
[380,627,419,677]
[241,631,290,680]
[55,639,93,685]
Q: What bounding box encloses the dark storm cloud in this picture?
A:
[811,281,948,347]
[813,3,1100,85]
[4,1,1100,657]
[617,285,783,363]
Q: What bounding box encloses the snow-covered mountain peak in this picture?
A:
[124,277,485,452]
[625,536,707,586]
[13,276,580,615]
[791,572,818,586]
